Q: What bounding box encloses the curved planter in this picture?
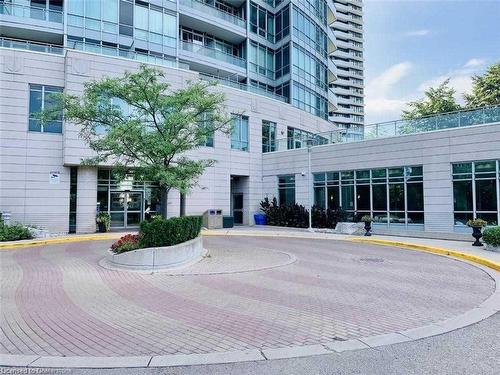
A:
[103,236,206,271]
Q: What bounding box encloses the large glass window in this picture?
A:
[452,160,499,226]
[278,175,295,206]
[313,166,424,227]
[287,126,327,150]
[262,120,276,153]
[28,84,63,133]
[231,115,249,151]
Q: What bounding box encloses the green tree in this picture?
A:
[402,78,461,120]
[464,62,500,108]
[44,65,232,217]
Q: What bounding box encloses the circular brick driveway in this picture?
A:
[0,235,495,358]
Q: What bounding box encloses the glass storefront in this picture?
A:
[314,166,424,228]
[97,169,161,228]
[452,160,500,228]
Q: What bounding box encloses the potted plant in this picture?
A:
[466,218,487,246]
[361,215,373,236]
[96,212,110,233]
[482,226,500,252]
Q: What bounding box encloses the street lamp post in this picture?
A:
[306,138,314,232]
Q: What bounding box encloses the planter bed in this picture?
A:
[102,236,206,271]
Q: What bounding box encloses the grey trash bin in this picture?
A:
[203,209,223,229]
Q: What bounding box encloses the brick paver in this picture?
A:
[0,235,495,356]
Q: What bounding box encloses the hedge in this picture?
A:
[483,226,500,247]
[139,215,202,248]
[0,223,33,242]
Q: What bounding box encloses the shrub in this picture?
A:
[260,198,347,229]
[111,234,141,254]
[139,215,202,248]
[361,215,373,223]
[483,226,500,247]
[96,212,110,231]
[0,223,33,242]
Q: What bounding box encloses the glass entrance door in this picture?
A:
[232,193,243,225]
[109,191,143,228]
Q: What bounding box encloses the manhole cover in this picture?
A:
[359,257,384,263]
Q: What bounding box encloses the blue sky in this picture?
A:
[363,0,500,124]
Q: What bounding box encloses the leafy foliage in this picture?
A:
[402,79,461,120]
[96,212,110,231]
[139,215,202,248]
[43,65,232,216]
[464,62,500,108]
[483,226,500,247]
[259,197,347,229]
[0,223,33,242]
[467,218,487,228]
[111,234,141,254]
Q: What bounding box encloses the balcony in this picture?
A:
[180,0,245,28]
[0,2,63,43]
[328,88,338,111]
[178,0,246,44]
[180,41,246,68]
[0,37,63,54]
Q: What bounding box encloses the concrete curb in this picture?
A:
[0,234,126,249]
[2,232,500,369]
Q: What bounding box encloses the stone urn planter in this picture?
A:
[361,215,373,237]
[101,236,206,272]
[471,226,484,247]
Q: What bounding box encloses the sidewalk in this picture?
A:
[203,226,500,265]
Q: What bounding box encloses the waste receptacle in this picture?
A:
[254,213,267,225]
[223,216,234,228]
[202,209,223,229]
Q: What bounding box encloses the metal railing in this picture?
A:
[0,37,64,54]
[179,0,246,28]
[179,41,246,68]
[271,105,500,152]
[0,2,63,23]
[199,73,287,103]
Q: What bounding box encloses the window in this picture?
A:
[313,166,424,226]
[452,161,499,226]
[29,84,63,133]
[231,115,249,151]
[262,120,276,153]
[278,175,295,206]
[198,112,215,147]
[287,126,327,150]
[69,167,78,233]
[250,2,275,42]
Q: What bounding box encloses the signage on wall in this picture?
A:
[50,171,60,184]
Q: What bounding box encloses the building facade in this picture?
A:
[330,0,364,138]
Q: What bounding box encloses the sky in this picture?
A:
[363,0,500,124]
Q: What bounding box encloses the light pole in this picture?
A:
[306,138,314,232]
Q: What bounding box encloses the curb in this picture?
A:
[349,238,500,272]
[0,234,125,250]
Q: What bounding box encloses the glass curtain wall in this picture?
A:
[453,160,500,227]
[313,166,424,227]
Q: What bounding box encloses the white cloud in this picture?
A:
[464,58,485,68]
[405,29,431,37]
[365,62,413,121]
[417,58,486,103]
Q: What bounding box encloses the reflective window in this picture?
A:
[28,84,63,133]
[231,115,249,151]
[262,120,277,153]
[278,175,295,206]
[313,166,424,226]
[453,161,499,226]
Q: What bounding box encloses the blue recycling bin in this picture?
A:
[254,213,267,225]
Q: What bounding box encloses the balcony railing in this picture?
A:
[179,0,246,28]
[199,73,287,103]
[179,41,246,68]
[270,105,500,152]
[0,37,64,54]
[0,2,62,23]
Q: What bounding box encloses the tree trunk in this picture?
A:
[180,193,186,217]
[161,188,169,218]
